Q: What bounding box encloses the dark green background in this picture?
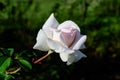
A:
[0,0,120,80]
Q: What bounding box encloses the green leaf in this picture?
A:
[0,73,5,80]
[0,48,5,56]
[18,59,32,70]
[0,57,11,73]
[7,48,14,56]
[0,56,7,66]
[0,73,14,80]
[0,52,3,56]
[4,74,14,80]
[15,50,33,59]
[3,48,14,56]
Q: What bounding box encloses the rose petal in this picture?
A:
[61,28,77,47]
[42,13,59,38]
[69,30,80,48]
[52,30,67,47]
[33,30,50,51]
[58,20,80,31]
[47,38,61,51]
[72,35,87,50]
[47,38,74,53]
[67,50,87,65]
[59,52,69,62]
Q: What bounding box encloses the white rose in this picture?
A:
[33,13,87,65]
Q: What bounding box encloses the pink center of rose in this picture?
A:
[61,27,77,47]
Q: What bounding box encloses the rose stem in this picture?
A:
[33,52,52,64]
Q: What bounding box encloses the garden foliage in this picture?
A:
[0,0,120,80]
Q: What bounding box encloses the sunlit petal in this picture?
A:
[72,35,87,50]
[58,20,80,31]
[42,13,59,38]
[47,38,74,53]
[59,52,69,62]
[33,30,49,51]
[67,50,86,65]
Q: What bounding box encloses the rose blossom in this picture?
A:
[33,13,87,65]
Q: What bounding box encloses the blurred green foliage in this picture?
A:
[0,48,32,80]
[0,0,120,80]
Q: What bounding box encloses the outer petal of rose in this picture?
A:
[67,50,87,65]
[33,30,50,51]
[59,52,69,62]
[42,13,59,38]
[58,20,80,31]
[72,35,87,50]
[47,38,74,54]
